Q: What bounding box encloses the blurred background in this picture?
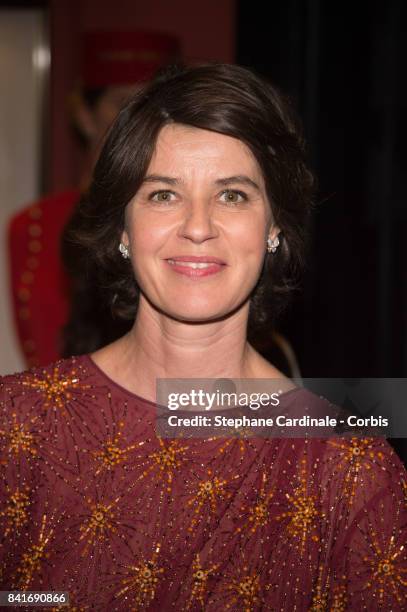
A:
[1,0,406,388]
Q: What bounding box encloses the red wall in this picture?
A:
[49,0,236,192]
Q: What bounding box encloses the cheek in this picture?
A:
[127,215,171,279]
[230,216,267,257]
[132,222,169,255]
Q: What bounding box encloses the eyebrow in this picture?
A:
[141,174,261,191]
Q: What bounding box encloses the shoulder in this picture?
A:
[0,355,90,415]
[309,434,406,521]
[323,436,407,607]
[320,434,406,482]
[264,389,406,505]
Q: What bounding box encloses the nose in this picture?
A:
[177,198,218,244]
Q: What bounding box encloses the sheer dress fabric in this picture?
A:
[0,355,406,611]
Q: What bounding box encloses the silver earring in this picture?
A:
[267,236,279,253]
[119,242,130,259]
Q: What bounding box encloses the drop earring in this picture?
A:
[119,242,130,259]
[267,236,280,253]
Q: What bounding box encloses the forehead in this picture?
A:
[148,123,263,178]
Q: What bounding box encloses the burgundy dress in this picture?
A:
[0,355,406,611]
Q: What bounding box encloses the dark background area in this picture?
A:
[237,0,407,379]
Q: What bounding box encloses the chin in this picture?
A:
[159,295,248,324]
[142,289,247,323]
[165,307,230,324]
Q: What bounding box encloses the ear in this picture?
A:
[267,224,281,241]
[121,229,129,246]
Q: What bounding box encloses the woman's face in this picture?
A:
[122,123,279,323]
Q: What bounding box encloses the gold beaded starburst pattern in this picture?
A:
[0,355,406,610]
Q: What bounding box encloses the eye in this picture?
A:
[219,189,248,204]
[149,190,176,203]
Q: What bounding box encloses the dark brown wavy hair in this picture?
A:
[63,63,315,346]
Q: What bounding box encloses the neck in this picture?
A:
[91,297,263,402]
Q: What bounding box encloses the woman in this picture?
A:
[1,64,406,610]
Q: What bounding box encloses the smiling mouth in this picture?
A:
[164,259,226,277]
